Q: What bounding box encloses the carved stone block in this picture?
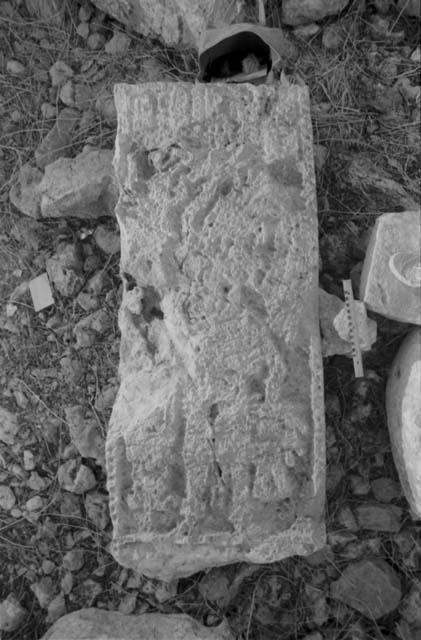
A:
[107,82,325,579]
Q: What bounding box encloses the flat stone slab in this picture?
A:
[107,82,325,579]
[386,328,421,518]
[360,211,421,325]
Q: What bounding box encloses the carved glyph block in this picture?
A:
[107,82,325,579]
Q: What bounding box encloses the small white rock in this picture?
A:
[23,450,35,471]
[60,80,75,107]
[49,60,74,87]
[41,102,57,119]
[6,60,25,75]
[0,594,26,632]
[0,485,16,511]
[0,407,19,445]
[76,21,90,39]
[25,495,44,512]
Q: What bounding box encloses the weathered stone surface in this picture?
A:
[39,148,117,219]
[386,328,421,517]
[107,82,325,580]
[330,559,402,619]
[9,163,43,218]
[281,0,349,26]
[35,108,80,170]
[360,211,421,324]
[41,608,233,639]
[90,0,248,46]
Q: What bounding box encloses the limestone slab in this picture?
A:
[386,328,421,518]
[107,82,325,579]
[360,211,421,325]
[41,609,233,639]
[90,0,247,46]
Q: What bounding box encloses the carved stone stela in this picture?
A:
[106,82,325,579]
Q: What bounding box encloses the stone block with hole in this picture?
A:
[360,211,421,325]
[106,82,325,580]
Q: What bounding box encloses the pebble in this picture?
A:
[65,405,105,466]
[60,492,82,518]
[49,60,74,87]
[6,60,25,75]
[30,577,56,608]
[87,33,105,50]
[57,460,97,494]
[41,102,57,119]
[63,549,85,572]
[94,225,120,255]
[118,593,137,615]
[105,32,131,55]
[25,496,45,513]
[42,560,56,575]
[293,23,320,40]
[11,109,22,122]
[349,474,371,496]
[400,582,421,627]
[354,503,402,533]
[0,594,26,632]
[337,505,359,532]
[330,559,401,619]
[322,23,344,49]
[371,477,401,503]
[94,384,117,412]
[0,407,19,446]
[59,80,75,107]
[60,356,84,385]
[76,21,90,39]
[46,592,66,624]
[74,310,112,348]
[79,0,93,22]
[0,485,16,511]
[87,271,109,296]
[76,292,99,312]
[23,450,35,471]
[61,572,73,595]
[27,471,50,492]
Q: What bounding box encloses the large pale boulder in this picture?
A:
[360,211,421,325]
[41,609,233,639]
[39,148,117,219]
[386,328,421,518]
[106,82,325,580]
[91,0,248,46]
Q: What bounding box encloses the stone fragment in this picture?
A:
[57,460,97,494]
[63,549,85,572]
[0,407,19,445]
[354,503,402,533]
[94,224,120,254]
[400,581,421,627]
[46,593,66,624]
[331,559,401,619]
[49,61,74,87]
[41,103,57,119]
[25,495,45,514]
[9,163,43,218]
[90,0,247,46]
[64,405,105,466]
[360,211,421,324]
[0,485,16,511]
[107,82,325,580]
[293,23,321,40]
[59,81,74,107]
[60,492,82,517]
[40,608,234,640]
[23,450,35,470]
[74,310,112,348]
[35,108,80,170]
[0,595,26,632]
[31,577,56,608]
[79,0,93,22]
[27,472,50,492]
[6,60,25,75]
[25,0,65,25]
[322,22,344,49]
[319,289,376,357]
[386,328,421,517]
[87,33,105,50]
[76,21,90,39]
[281,0,349,25]
[95,93,117,124]
[39,148,116,218]
[46,246,83,298]
[371,477,401,503]
[76,292,99,312]
[105,32,131,55]
[42,560,56,575]
[29,273,55,311]
[84,491,110,529]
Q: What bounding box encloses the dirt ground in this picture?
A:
[0,1,420,639]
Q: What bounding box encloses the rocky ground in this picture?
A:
[0,1,420,639]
